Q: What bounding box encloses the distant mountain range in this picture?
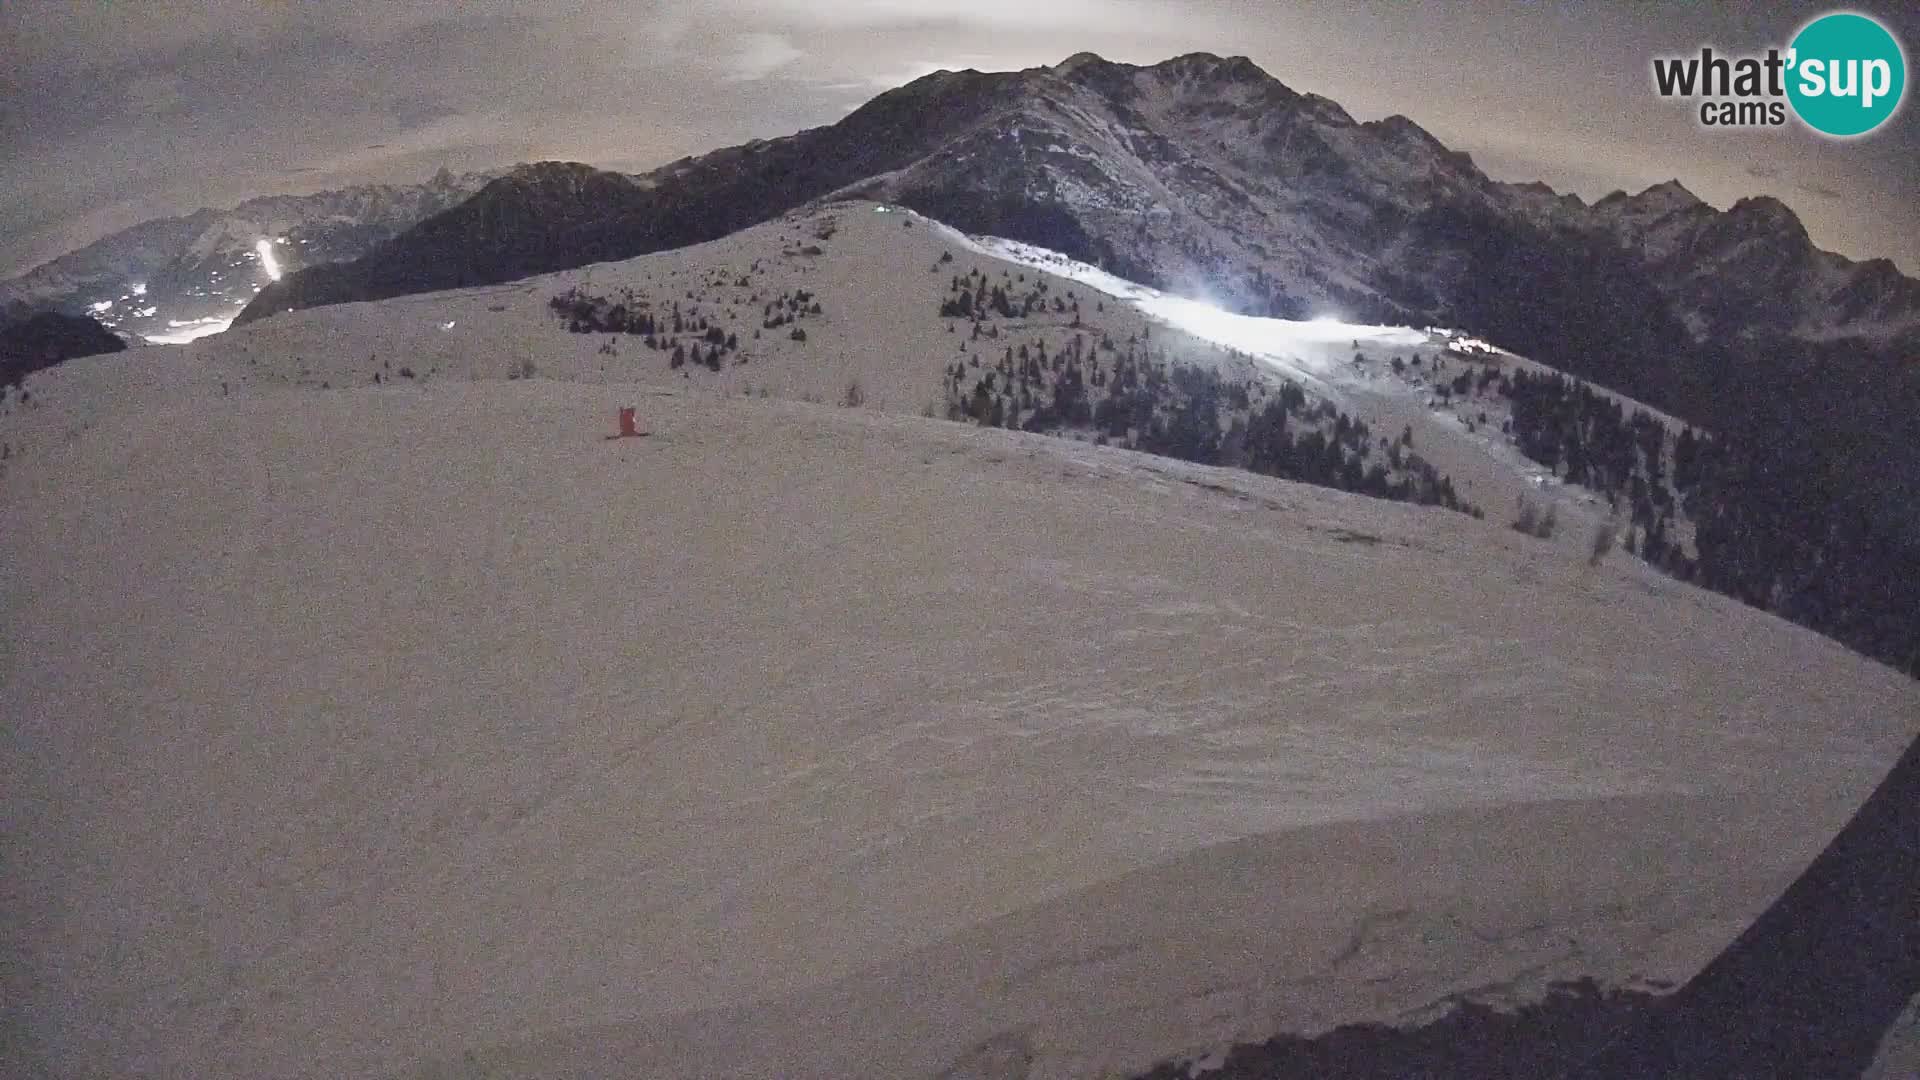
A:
[14,51,1920,523]
[222,54,1920,512]
[234,53,1919,357]
[0,168,498,342]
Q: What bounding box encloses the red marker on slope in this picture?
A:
[607,406,648,439]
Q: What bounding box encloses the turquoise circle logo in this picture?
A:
[1787,12,1907,136]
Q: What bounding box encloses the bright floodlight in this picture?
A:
[255,239,282,281]
[948,232,1429,384]
[1134,295,1426,380]
[143,316,232,345]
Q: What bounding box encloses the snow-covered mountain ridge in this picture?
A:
[0,167,499,342]
[236,52,1920,359]
[5,194,1917,1080]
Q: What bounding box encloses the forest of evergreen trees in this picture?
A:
[548,284,822,372]
[1495,367,1920,679]
[935,270,1478,516]
[1499,369,1693,573]
[1683,423,1920,679]
[1396,199,1920,679]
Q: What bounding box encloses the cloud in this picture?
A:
[1795,181,1843,201]
[725,0,1204,34]
[852,57,1008,90]
[725,33,804,82]
[124,73,189,117]
[1,1,1914,278]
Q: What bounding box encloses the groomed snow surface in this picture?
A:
[935,224,1431,385]
[142,315,236,345]
[4,202,1917,1079]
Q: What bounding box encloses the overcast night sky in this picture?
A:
[3,1,1916,279]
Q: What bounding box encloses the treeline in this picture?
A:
[547,285,823,373]
[1405,199,1920,678]
[940,326,1477,516]
[1685,418,1920,679]
[1498,366,1920,678]
[1500,369,1692,572]
[937,266,1088,324]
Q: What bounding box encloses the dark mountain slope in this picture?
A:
[1,312,126,386]
[239,69,1030,322]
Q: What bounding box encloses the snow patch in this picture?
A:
[144,316,233,345]
[918,220,1428,384]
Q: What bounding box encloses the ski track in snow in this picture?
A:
[921,214,1437,389]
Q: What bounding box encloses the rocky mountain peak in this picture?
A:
[1639,179,1704,208]
[502,161,611,187]
[1726,194,1803,230]
[1053,51,1109,75]
[1154,51,1271,85]
[228,52,1916,357]
[1371,114,1448,149]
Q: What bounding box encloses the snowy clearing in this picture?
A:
[5,374,1916,1079]
[4,201,1915,1079]
[933,223,1430,386]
